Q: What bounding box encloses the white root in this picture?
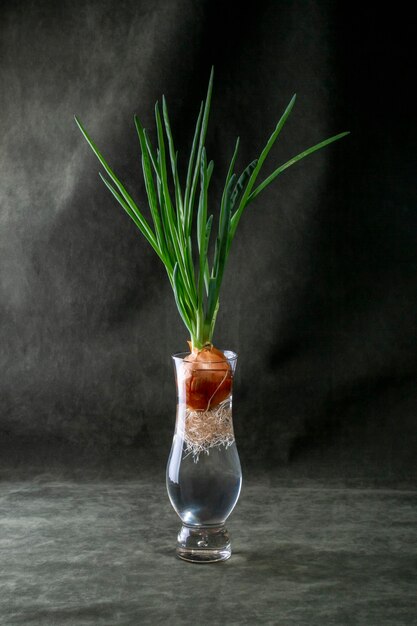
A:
[180,400,235,462]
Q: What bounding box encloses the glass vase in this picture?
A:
[166,349,242,563]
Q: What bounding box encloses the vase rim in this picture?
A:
[172,349,237,363]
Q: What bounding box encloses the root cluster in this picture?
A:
[181,400,235,461]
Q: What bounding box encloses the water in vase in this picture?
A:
[167,441,242,526]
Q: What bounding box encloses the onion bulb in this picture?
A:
[182,343,232,411]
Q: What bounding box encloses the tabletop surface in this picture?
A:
[1,471,416,626]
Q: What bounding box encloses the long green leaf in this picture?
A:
[213,137,240,274]
[248,132,350,203]
[161,96,177,183]
[184,101,203,233]
[174,152,184,229]
[156,103,197,309]
[134,115,166,257]
[158,189,175,264]
[229,93,297,240]
[74,116,159,253]
[155,102,174,217]
[207,173,236,322]
[197,213,212,308]
[99,173,164,262]
[162,96,184,223]
[187,67,214,235]
[197,148,208,254]
[143,129,161,183]
[223,137,240,197]
[231,159,258,209]
[172,263,193,334]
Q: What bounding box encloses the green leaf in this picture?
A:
[229,93,297,240]
[231,159,258,209]
[99,173,164,262]
[172,263,193,334]
[134,115,167,259]
[162,96,184,222]
[225,137,240,187]
[207,160,214,185]
[174,152,184,228]
[155,103,197,309]
[154,102,173,216]
[184,101,203,233]
[216,137,240,267]
[207,173,236,322]
[248,131,350,203]
[143,129,161,182]
[186,67,214,235]
[198,213,213,316]
[197,148,208,254]
[74,116,160,255]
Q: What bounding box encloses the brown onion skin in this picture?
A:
[183,344,232,411]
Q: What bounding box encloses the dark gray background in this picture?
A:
[1,0,416,480]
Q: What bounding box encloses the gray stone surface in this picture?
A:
[1,474,416,625]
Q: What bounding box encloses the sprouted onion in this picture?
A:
[75,68,348,410]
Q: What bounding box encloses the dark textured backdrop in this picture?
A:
[1,0,416,478]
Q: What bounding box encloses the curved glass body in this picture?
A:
[166,350,242,562]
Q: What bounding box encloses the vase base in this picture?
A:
[176,524,231,563]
